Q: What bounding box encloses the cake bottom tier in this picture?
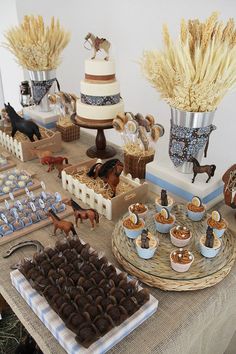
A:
[76,99,124,121]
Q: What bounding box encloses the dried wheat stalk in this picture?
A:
[4,15,70,70]
[141,12,236,112]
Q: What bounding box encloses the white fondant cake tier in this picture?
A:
[85,59,115,76]
[80,80,120,96]
[76,99,124,120]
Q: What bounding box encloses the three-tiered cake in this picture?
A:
[76,59,124,123]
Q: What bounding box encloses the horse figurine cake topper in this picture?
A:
[84,33,110,60]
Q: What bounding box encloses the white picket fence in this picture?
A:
[0,131,24,161]
[61,169,142,220]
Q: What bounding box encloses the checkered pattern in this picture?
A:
[57,124,80,142]
[11,270,158,354]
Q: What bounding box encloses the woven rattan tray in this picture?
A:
[112,204,236,291]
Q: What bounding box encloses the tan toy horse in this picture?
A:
[47,209,77,237]
[84,33,110,60]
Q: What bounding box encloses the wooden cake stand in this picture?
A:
[71,114,116,159]
[112,204,236,291]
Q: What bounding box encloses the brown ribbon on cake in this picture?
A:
[75,115,114,124]
[85,74,115,81]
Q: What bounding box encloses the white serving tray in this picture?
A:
[11,269,158,354]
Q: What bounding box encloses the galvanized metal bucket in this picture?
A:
[169,107,215,174]
[28,70,57,112]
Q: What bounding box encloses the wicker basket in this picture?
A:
[124,152,154,179]
[57,123,80,142]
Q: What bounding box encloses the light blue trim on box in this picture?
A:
[146,172,223,204]
[23,113,57,129]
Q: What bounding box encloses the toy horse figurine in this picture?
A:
[47,209,77,237]
[55,162,72,178]
[41,156,69,172]
[4,103,41,142]
[160,189,168,206]
[30,147,52,161]
[64,198,99,230]
[87,159,124,197]
[84,33,110,60]
[205,226,214,248]
[190,157,216,183]
[222,164,236,212]
[141,229,150,249]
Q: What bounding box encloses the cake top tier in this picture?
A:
[85,59,115,78]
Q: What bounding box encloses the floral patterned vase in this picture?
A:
[169,107,216,174]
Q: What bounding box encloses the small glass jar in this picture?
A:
[20,81,32,107]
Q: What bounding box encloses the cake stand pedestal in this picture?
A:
[71,114,116,159]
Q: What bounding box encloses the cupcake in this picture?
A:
[187,196,205,221]
[123,212,145,239]
[0,223,13,236]
[170,248,194,272]
[155,189,174,213]
[154,207,175,233]
[207,211,228,238]
[135,229,158,259]
[8,174,17,181]
[12,219,24,231]
[52,202,65,213]
[128,203,148,219]
[5,180,14,186]
[170,225,192,247]
[199,226,221,258]
[17,181,26,188]
[2,186,10,194]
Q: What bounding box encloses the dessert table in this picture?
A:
[0,132,236,354]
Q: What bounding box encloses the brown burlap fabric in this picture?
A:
[0,134,236,354]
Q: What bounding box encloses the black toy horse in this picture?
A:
[4,103,41,142]
[190,157,216,183]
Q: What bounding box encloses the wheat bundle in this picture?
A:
[141,12,236,112]
[4,15,70,71]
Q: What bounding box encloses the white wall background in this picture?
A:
[1,0,235,173]
[0,0,24,109]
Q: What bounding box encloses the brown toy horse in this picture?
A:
[41,156,69,172]
[64,198,99,230]
[87,159,124,197]
[190,157,216,183]
[54,162,72,178]
[47,209,77,237]
[31,147,52,162]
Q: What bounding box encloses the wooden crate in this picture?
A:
[56,123,80,142]
[0,152,16,172]
[61,159,148,220]
[0,128,62,162]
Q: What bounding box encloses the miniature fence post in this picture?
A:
[61,170,68,191]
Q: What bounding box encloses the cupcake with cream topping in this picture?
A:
[207,211,228,238]
[135,229,158,259]
[187,196,205,221]
[170,225,192,247]
[154,207,175,233]
[123,212,145,239]
[170,248,194,272]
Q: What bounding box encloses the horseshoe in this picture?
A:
[3,240,44,269]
